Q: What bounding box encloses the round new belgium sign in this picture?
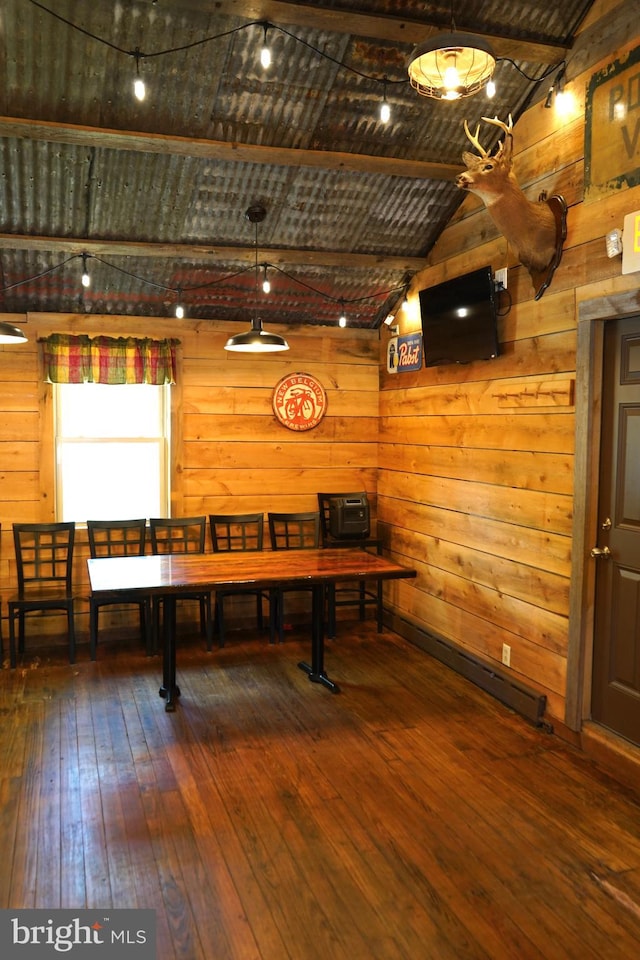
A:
[272,372,327,431]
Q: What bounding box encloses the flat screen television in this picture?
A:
[419,265,499,366]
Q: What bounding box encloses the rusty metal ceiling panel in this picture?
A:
[0,0,596,327]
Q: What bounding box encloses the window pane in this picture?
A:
[57,441,165,521]
[57,383,164,438]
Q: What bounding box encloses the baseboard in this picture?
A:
[387,612,548,729]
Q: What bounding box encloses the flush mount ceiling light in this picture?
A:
[225,204,289,353]
[0,321,28,344]
[408,29,496,101]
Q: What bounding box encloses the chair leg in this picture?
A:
[215,596,225,648]
[142,599,154,656]
[8,605,17,669]
[205,594,213,651]
[89,600,99,661]
[68,603,76,664]
[326,583,337,639]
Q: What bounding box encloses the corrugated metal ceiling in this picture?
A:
[0,0,595,328]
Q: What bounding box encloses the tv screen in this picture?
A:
[419,266,499,366]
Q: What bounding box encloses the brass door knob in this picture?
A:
[590,546,611,559]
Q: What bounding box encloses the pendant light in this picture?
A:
[407,6,495,101]
[0,321,28,344]
[225,204,289,353]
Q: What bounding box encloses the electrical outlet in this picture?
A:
[502,643,511,667]
[495,267,508,290]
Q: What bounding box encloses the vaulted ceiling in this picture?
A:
[0,0,596,329]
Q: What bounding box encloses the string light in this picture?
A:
[133,48,146,101]
[260,22,271,69]
[26,3,567,122]
[81,253,91,288]
[380,79,390,124]
[3,252,411,326]
[262,265,271,294]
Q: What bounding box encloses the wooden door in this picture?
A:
[591,316,640,744]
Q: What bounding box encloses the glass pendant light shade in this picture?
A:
[0,321,28,344]
[408,32,496,100]
[225,317,289,353]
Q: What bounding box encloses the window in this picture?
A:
[54,382,170,522]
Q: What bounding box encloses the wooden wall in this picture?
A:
[0,316,379,642]
[378,0,640,725]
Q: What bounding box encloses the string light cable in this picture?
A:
[27,1,565,107]
[0,252,410,324]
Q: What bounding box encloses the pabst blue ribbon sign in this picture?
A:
[272,372,327,431]
[387,332,423,374]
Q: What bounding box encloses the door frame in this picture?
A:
[566,290,640,731]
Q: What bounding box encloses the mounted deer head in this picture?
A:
[456,115,567,300]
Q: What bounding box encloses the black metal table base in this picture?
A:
[298,660,340,693]
[159,595,181,711]
[298,583,340,693]
[159,582,341,709]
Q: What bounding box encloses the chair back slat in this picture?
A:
[268,512,320,551]
[149,516,207,555]
[13,522,75,591]
[210,513,264,553]
[87,518,147,559]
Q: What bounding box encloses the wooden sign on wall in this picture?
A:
[585,43,640,201]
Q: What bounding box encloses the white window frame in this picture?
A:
[53,382,171,523]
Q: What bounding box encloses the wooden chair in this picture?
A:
[149,516,213,650]
[317,492,383,638]
[209,513,267,646]
[8,522,76,667]
[268,511,320,643]
[87,518,152,659]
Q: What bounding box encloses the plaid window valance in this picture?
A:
[40,334,180,385]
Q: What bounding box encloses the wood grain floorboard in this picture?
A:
[1,625,640,959]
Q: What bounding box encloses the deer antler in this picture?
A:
[480,114,514,137]
[463,119,490,157]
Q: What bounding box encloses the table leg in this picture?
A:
[298,583,340,693]
[159,595,181,711]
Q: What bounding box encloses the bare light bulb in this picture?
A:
[380,100,391,124]
[262,266,271,294]
[175,304,185,319]
[81,255,90,288]
[134,78,146,101]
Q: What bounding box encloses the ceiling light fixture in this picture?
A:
[407,5,496,101]
[225,204,289,353]
[0,321,28,344]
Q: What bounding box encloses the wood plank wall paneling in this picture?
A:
[381,6,640,728]
[0,316,379,645]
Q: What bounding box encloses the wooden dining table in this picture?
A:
[87,547,416,710]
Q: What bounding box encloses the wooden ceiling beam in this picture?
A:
[173,0,569,64]
[0,116,462,182]
[0,233,426,274]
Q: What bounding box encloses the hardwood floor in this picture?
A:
[2,623,640,959]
